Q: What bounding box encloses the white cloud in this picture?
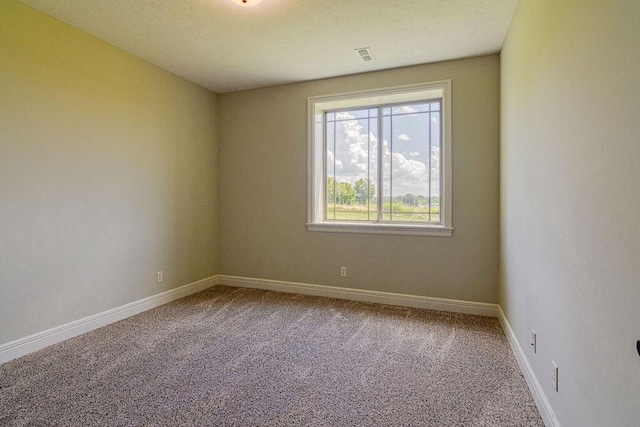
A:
[327,112,376,182]
[396,105,418,114]
[398,133,411,141]
[391,152,427,183]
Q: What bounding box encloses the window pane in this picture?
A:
[388,108,430,222]
[381,115,392,221]
[323,98,443,224]
[328,108,373,221]
[326,118,336,220]
[328,103,444,224]
[430,111,441,223]
[391,103,429,114]
[333,109,371,120]
[367,117,378,220]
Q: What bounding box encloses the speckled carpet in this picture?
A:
[0,286,543,426]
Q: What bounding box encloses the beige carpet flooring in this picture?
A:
[0,286,543,426]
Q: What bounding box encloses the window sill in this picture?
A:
[306,222,453,237]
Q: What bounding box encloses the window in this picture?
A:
[307,81,453,236]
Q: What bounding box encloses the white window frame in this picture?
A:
[307,80,453,237]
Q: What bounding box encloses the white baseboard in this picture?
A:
[2,273,554,426]
[0,273,499,365]
[498,306,560,427]
[0,276,217,364]
[215,275,499,317]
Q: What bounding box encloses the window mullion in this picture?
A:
[428,107,432,223]
[323,113,328,220]
[389,108,393,221]
[376,106,383,223]
[439,100,444,224]
[333,118,337,220]
[367,109,371,222]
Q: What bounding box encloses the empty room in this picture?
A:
[1,0,638,425]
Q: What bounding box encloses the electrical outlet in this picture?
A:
[552,361,559,392]
[531,330,537,353]
[157,271,163,283]
[340,266,347,278]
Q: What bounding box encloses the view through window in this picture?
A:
[325,101,442,223]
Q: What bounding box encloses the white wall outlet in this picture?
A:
[156,271,163,283]
[340,266,347,278]
[552,361,559,392]
[531,330,537,353]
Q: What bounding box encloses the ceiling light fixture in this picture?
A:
[231,0,263,6]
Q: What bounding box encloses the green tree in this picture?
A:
[354,178,375,205]
[337,181,356,205]
[416,195,428,206]
[403,193,417,206]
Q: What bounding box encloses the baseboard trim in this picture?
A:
[2,274,554,426]
[215,275,499,317]
[0,274,499,364]
[498,306,560,427]
[0,276,217,364]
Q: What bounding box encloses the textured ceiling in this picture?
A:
[19,0,518,93]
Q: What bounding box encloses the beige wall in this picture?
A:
[0,0,218,344]
[501,1,640,425]
[218,55,500,303]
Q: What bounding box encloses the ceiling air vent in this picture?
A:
[355,47,375,62]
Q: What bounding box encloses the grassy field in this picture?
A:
[326,203,440,222]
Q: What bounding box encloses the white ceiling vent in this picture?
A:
[355,47,375,62]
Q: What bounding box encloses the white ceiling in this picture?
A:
[19,0,518,93]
